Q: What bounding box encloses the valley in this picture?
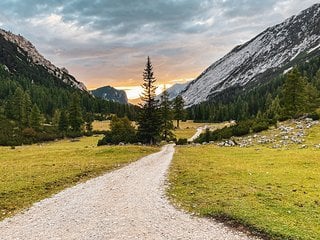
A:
[0,1,320,240]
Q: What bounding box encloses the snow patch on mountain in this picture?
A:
[308,43,320,53]
[182,3,320,107]
[156,82,190,101]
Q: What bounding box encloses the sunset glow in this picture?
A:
[0,1,318,92]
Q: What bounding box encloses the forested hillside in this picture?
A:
[0,65,137,145]
[188,56,320,122]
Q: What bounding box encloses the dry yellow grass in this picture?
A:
[92,120,110,131]
[174,121,231,139]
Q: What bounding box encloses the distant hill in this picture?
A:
[91,86,128,104]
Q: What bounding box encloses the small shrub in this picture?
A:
[306,112,320,121]
[66,131,83,139]
[176,138,188,145]
[252,121,269,133]
[98,116,137,146]
[232,121,251,136]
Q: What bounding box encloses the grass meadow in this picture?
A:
[168,125,320,239]
[92,119,218,140]
[0,136,158,221]
[92,120,111,131]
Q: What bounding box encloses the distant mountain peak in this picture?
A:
[156,82,190,101]
[182,3,320,107]
[0,29,87,92]
[90,86,128,104]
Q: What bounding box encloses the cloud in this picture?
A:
[0,0,319,95]
[218,0,279,17]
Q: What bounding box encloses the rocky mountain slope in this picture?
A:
[0,29,87,91]
[182,3,320,107]
[156,82,190,101]
[90,86,128,104]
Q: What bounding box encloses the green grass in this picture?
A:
[0,136,158,220]
[168,125,320,239]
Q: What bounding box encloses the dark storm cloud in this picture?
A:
[60,0,213,35]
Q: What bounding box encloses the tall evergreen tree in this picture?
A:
[265,96,282,121]
[30,104,42,130]
[281,68,307,117]
[69,93,83,132]
[52,109,61,128]
[305,82,319,112]
[137,57,162,144]
[58,110,69,132]
[173,95,185,128]
[8,87,29,126]
[159,88,175,141]
[84,112,94,132]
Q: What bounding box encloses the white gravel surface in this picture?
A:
[0,144,258,239]
[188,126,207,142]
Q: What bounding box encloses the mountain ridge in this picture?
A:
[90,86,128,104]
[0,28,87,92]
[156,82,190,101]
[182,3,320,107]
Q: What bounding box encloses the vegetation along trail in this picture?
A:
[0,144,257,240]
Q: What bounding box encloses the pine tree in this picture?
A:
[173,95,185,128]
[30,104,42,130]
[159,88,175,141]
[305,83,319,112]
[266,96,282,121]
[24,91,32,126]
[9,88,28,126]
[58,110,69,132]
[281,68,307,117]
[137,57,162,144]
[84,112,94,132]
[69,93,83,132]
[52,109,61,128]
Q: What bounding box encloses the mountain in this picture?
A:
[156,82,190,101]
[0,29,87,91]
[90,86,128,104]
[182,3,320,107]
[0,28,137,122]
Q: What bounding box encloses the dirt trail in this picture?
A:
[188,126,207,142]
[0,145,257,239]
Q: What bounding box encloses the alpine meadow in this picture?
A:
[1,1,320,240]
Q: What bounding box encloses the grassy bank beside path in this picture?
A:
[168,125,320,239]
[0,136,158,221]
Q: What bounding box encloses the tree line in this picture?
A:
[194,56,320,143]
[188,56,320,123]
[98,57,186,146]
[0,64,138,145]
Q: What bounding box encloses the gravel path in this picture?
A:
[188,126,207,142]
[0,145,257,240]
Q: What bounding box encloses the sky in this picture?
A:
[0,0,319,99]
